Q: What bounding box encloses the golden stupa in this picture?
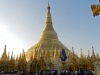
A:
[26,4,70,61]
[0,4,99,72]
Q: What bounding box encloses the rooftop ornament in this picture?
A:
[91,0,100,17]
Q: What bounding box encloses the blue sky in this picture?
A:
[0,0,100,57]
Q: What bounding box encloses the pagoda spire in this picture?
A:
[46,2,52,25]
[3,44,7,55]
[72,47,75,57]
[16,54,19,62]
[4,44,6,52]
[91,46,96,60]
[11,51,13,59]
[80,48,83,58]
[87,50,90,58]
[48,2,50,10]
[45,3,54,30]
[22,49,25,58]
[1,45,7,60]
[72,47,74,54]
[92,46,95,56]
[40,3,58,40]
[22,49,26,61]
[19,53,22,61]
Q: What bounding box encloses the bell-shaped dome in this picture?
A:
[26,4,69,61]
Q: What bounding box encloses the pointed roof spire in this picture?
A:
[16,54,19,62]
[80,48,83,58]
[81,48,82,54]
[45,3,53,29]
[91,46,96,60]
[1,45,7,60]
[19,53,22,61]
[92,46,95,55]
[72,47,74,53]
[11,51,13,59]
[22,49,26,60]
[4,44,6,53]
[40,3,58,40]
[22,49,25,56]
[87,50,90,58]
[92,46,96,56]
[48,2,50,10]
[92,46,93,49]
[72,47,75,58]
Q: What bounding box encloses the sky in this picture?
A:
[0,0,100,57]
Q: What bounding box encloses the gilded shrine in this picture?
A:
[0,4,100,74]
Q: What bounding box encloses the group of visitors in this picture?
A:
[0,70,95,75]
[31,69,95,75]
[0,71,25,75]
[39,70,58,75]
[60,69,95,75]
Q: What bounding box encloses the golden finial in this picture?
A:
[92,46,95,55]
[5,44,6,49]
[16,54,19,61]
[11,51,13,59]
[4,44,6,53]
[88,50,90,58]
[12,51,13,56]
[91,46,96,60]
[72,47,74,53]
[81,48,82,54]
[14,55,15,60]
[48,2,50,10]
[92,46,94,50]
[22,49,26,60]
[80,48,83,58]
[22,49,25,55]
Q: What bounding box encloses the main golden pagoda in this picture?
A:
[26,4,70,61]
[0,3,100,73]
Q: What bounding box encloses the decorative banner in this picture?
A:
[61,49,67,61]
